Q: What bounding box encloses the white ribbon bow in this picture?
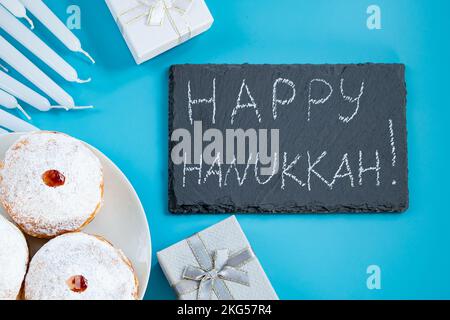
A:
[121,0,193,42]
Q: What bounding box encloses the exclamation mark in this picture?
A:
[388,119,397,185]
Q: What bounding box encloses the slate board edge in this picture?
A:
[170,205,408,214]
[402,64,410,213]
[168,65,177,214]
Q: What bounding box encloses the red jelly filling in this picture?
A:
[42,170,65,187]
[67,275,88,293]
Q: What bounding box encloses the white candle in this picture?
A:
[0,88,30,119]
[0,70,75,111]
[20,0,95,64]
[0,0,34,29]
[0,6,90,83]
[0,35,76,108]
[0,108,37,132]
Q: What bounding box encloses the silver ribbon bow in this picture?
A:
[120,0,193,43]
[173,234,255,300]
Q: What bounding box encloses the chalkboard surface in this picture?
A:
[169,64,408,213]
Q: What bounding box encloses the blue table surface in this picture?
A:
[1,0,449,299]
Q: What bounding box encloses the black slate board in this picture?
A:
[169,64,408,213]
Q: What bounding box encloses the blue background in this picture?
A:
[1,0,449,299]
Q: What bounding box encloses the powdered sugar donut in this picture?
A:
[25,232,138,300]
[0,215,28,300]
[0,131,103,238]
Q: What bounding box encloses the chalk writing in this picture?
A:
[339,78,365,123]
[272,78,296,120]
[308,79,333,122]
[181,150,382,191]
[188,78,216,125]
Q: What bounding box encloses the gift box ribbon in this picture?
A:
[119,0,193,43]
[173,234,255,300]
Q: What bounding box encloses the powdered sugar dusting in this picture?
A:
[0,215,28,300]
[0,132,103,237]
[25,232,138,300]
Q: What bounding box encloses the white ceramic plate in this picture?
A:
[0,132,151,300]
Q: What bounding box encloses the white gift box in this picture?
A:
[157,216,279,300]
[105,0,214,64]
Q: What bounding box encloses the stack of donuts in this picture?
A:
[0,132,138,300]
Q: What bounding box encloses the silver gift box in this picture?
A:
[105,0,214,64]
